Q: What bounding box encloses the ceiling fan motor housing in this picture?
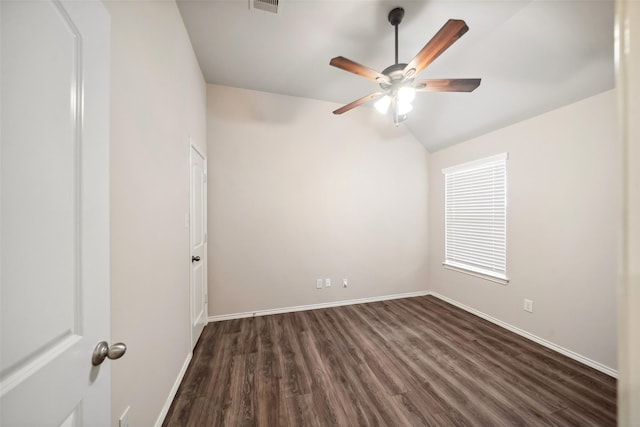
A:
[379,63,411,92]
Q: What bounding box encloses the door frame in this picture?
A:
[616,0,640,424]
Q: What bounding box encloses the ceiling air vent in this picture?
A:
[253,0,278,14]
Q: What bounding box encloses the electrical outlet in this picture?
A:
[316,279,323,289]
[325,278,331,287]
[523,299,533,313]
[343,278,348,288]
[119,406,130,427]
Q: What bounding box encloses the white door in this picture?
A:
[190,144,207,348]
[1,0,113,425]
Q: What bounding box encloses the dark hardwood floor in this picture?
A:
[163,295,616,426]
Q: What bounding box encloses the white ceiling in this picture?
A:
[176,0,614,152]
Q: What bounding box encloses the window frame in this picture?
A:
[442,153,509,284]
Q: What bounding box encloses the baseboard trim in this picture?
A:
[208,291,430,322]
[429,292,618,378]
[154,352,193,427]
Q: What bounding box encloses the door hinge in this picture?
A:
[203,173,207,183]
[204,233,207,243]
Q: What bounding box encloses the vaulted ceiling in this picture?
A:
[176,0,614,152]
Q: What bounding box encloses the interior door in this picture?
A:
[190,143,207,348]
[0,0,112,425]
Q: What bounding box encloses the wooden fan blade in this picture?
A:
[333,92,385,115]
[415,78,481,92]
[403,20,469,77]
[330,56,389,83]
[415,79,480,92]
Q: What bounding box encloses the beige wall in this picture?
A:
[105,1,206,425]
[206,84,429,316]
[428,89,619,370]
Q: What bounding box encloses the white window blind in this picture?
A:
[443,153,508,282]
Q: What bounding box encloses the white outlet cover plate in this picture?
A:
[524,299,533,312]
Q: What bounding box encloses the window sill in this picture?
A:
[442,262,509,285]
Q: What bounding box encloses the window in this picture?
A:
[443,153,508,284]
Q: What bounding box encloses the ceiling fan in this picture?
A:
[329,7,481,125]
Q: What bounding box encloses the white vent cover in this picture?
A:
[254,0,278,14]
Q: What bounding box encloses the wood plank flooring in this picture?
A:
[163,296,616,426]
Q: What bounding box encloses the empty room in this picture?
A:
[1,0,638,426]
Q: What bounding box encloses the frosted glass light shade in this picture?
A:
[397,100,413,115]
[397,86,416,103]
[374,95,391,114]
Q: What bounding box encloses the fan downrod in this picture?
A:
[388,7,404,65]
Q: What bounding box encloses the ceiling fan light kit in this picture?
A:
[329,7,481,126]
